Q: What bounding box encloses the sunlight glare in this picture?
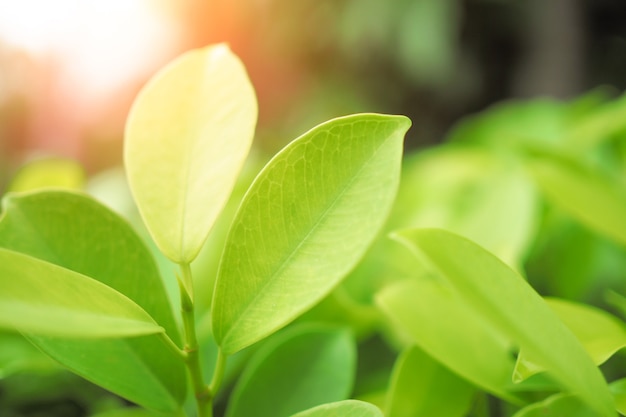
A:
[0,0,182,98]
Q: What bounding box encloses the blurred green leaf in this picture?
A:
[212,114,410,354]
[512,393,595,417]
[609,378,626,415]
[0,332,56,377]
[290,400,382,417]
[447,99,567,147]
[125,44,257,264]
[91,409,161,417]
[0,248,163,337]
[7,158,85,193]
[528,154,626,247]
[226,325,356,417]
[0,191,186,413]
[515,298,626,382]
[391,228,615,416]
[385,345,474,417]
[376,278,518,402]
[393,146,537,266]
[566,92,626,150]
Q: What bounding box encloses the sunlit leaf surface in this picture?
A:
[515,298,626,382]
[125,44,257,263]
[212,114,410,354]
[290,400,383,417]
[376,278,518,402]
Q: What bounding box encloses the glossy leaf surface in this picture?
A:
[290,400,383,417]
[212,114,410,354]
[0,191,186,412]
[528,154,626,246]
[376,278,518,401]
[392,228,615,417]
[0,248,162,337]
[385,345,474,417]
[125,44,257,263]
[515,298,626,382]
[226,325,356,417]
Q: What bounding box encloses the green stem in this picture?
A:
[178,263,212,417]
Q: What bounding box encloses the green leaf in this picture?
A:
[226,325,356,417]
[376,278,518,402]
[447,99,567,147]
[0,191,186,413]
[610,378,626,415]
[212,113,410,354]
[290,400,383,417]
[0,248,163,338]
[391,228,615,417]
[0,331,57,377]
[515,298,626,382]
[528,154,626,247]
[393,146,537,266]
[385,345,474,417]
[512,393,596,417]
[565,92,626,150]
[125,43,257,264]
[91,410,161,417]
[7,158,85,193]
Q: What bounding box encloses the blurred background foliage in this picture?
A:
[2,0,626,185]
[3,1,626,416]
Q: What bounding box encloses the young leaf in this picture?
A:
[290,400,383,417]
[392,228,615,417]
[226,325,356,417]
[515,298,626,382]
[528,154,626,247]
[125,43,257,263]
[376,278,518,402]
[212,113,410,354]
[385,345,474,417]
[0,248,162,337]
[0,191,186,413]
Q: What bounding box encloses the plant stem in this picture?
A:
[178,263,212,417]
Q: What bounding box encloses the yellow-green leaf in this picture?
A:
[528,154,626,247]
[212,114,410,354]
[515,298,626,382]
[376,278,518,402]
[290,400,383,417]
[392,228,615,417]
[8,158,84,192]
[385,345,474,417]
[125,43,257,263]
[0,248,162,338]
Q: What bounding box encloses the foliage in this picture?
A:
[2,44,626,417]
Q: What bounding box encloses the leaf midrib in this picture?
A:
[221,130,396,348]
